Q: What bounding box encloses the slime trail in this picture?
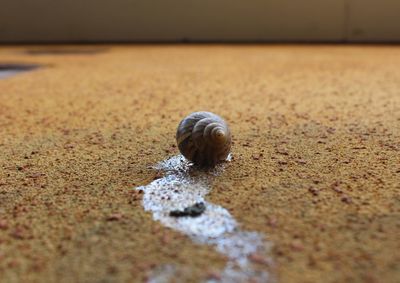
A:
[136,155,273,283]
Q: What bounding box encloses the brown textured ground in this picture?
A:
[0,45,399,283]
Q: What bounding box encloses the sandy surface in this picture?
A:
[0,45,399,283]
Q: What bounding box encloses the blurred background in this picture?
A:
[1,0,399,43]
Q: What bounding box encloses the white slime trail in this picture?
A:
[136,155,272,283]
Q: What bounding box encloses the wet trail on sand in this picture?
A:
[136,155,273,282]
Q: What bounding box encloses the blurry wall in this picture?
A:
[0,0,399,43]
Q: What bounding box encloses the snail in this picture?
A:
[176,111,231,167]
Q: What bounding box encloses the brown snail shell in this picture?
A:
[176,111,231,167]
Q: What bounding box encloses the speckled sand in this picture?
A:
[0,45,399,283]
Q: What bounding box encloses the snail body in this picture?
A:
[176,111,231,167]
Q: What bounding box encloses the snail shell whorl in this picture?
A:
[176,111,231,167]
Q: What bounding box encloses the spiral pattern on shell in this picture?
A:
[176,111,231,167]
